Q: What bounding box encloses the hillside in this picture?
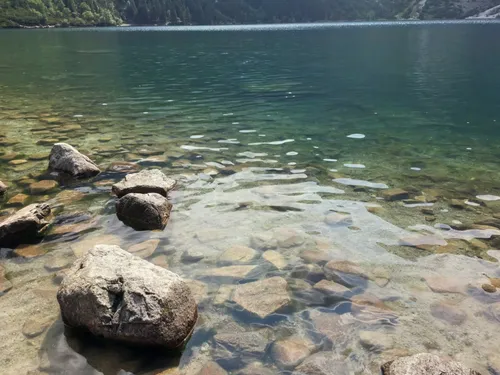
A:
[1,0,499,28]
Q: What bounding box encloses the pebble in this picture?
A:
[482,284,496,293]
[233,277,291,319]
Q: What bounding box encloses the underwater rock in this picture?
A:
[313,279,350,296]
[262,250,287,269]
[0,264,12,293]
[112,169,176,198]
[0,180,7,195]
[57,245,197,348]
[430,301,467,325]
[381,353,481,375]
[127,239,160,258]
[233,277,291,319]
[213,331,268,361]
[271,335,317,370]
[7,193,29,207]
[219,245,258,265]
[293,352,349,375]
[323,260,369,286]
[0,203,51,248]
[381,189,409,201]
[29,180,58,194]
[49,143,100,178]
[195,361,228,375]
[116,193,172,231]
[359,330,394,352]
[181,248,205,263]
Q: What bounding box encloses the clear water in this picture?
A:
[1,21,500,375]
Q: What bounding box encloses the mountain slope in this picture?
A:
[0,0,499,28]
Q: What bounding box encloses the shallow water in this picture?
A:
[1,21,500,375]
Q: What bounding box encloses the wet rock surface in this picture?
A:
[112,169,176,198]
[48,143,100,178]
[381,353,481,375]
[57,245,198,348]
[0,203,51,248]
[116,192,172,231]
[0,181,7,195]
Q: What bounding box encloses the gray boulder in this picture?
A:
[0,180,6,195]
[381,353,481,375]
[116,192,172,231]
[0,203,51,248]
[112,169,176,198]
[57,245,198,348]
[49,143,100,178]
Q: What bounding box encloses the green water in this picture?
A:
[1,22,500,375]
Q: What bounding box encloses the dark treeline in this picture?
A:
[1,0,499,27]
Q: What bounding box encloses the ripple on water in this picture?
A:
[181,145,228,151]
[239,130,257,133]
[333,178,388,189]
[286,151,298,156]
[249,139,294,146]
[344,163,365,169]
[477,195,500,201]
[190,135,204,139]
[347,133,365,139]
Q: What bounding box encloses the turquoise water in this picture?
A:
[1,22,500,374]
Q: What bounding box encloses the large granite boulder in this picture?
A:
[116,192,172,231]
[57,245,198,348]
[49,143,100,178]
[112,169,176,198]
[381,353,482,375]
[0,180,6,195]
[0,203,51,248]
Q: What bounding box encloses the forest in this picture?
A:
[0,0,499,27]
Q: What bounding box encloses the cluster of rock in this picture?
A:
[112,169,176,231]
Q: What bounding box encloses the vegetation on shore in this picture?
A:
[0,0,499,28]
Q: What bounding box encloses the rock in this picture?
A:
[0,180,7,195]
[430,301,467,325]
[313,280,350,297]
[200,265,257,280]
[7,193,29,207]
[274,228,305,248]
[450,199,466,209]
[112,169,176,198]
[291,264,324,283]
[359,330,394,352]
[30,180,58,194]
[263,250,287,269]
[182,248,205,263]
[28,152,50,161]
[127,239,160,258]
[49,143,100,178]
[70,234,121,257]
[185,279,209,304]
[116,193,172,231]
[324,213,353,226]
[22,315,53,338]
[324,260,369,286]
[309,309,356,343]
[293,352,349,375]
[237,362,278,375]
[381,189,409,201]
[0,152,18,161]
[106,161,140,173]
[151,254,169,268]
[0,203,51,248]
[44,252,73,271]
[9,159,28,165]
[381,353,481,375]
[300,249,331,265]
[233,277,291,319]
[57,245,197,347]
[195,362,227,375]
[0,264,12,293]
[13,244,48,258]
[271,336,316,369]
[54,190,85,204]
[482,283,496,293]
[424,275,465,294]
[219,245,258,264]
[214,285,235,306]
[214,331,268,358]
[250,231,278,250]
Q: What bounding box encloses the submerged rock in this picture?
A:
[0,203,51,248]
[7,193,29,207]
[381,189,409,202]
[112,169,176,198]
[293,352,349,375]
[116,193,172,231]
[0,180,7,195]
[29,180,58,194]
[232,277,291,319]
[381,353,481,375]
[271,335,317,370]
[49,143,100,178]
[57,245,197,348]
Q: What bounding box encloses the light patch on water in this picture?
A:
[324,158,337,162]
[466,147,472,151]
[220,160,235,166]
[143,112,149,114]
[232,122,239,125]
[237,151,268,158]
[190,135,204,139]
[181,145,228,152]
[306,138,312,140]
[286,151,298,156]
[249,139,295,146]
[465,200,481,207]
[333,178,388,189]
[291,169,306,174]
[239,130,257,133]
[329,169,338,172]
[404,203,434,208]
[344,163,365,169]
[218,139,240,144]
[410,167,421,171]
[236,158,278,164]
[477,194,500,201]
[222,113,234,116]
[452,220,463,225]
[288,162,297,166]
[347,133,365,139]
[73,114,83,118]
[313,146,319,149]
[167,99,174,102]
[101,103,107,106]
[205,161,225,169]
[259,134,266,137]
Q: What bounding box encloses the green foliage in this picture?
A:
[1,0,499,27]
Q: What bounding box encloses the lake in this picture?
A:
[1,21,500,375]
